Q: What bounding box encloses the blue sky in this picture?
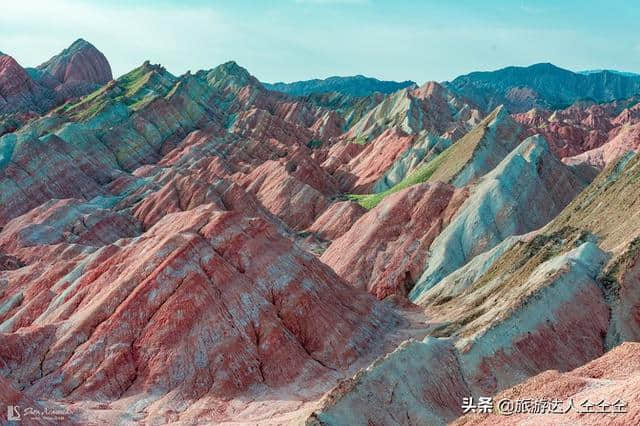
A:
[2,0,639,83]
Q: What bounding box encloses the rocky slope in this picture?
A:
[310,239,612,425]
[514,96,640,161]
[565,121,640,168]
[322,81,483,194]
[0,39,112,116]
[321,182,468,298]
[0,47,432,424]
[0,53,54,114]
[410,134,587,299]
[0,200,402,424]
[455,342,640,425]
[308,144,640,426]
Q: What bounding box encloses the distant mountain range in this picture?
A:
[445,62,640,112]
[579,69,640,77]
[263,75,416,97]
[263,64,640,114]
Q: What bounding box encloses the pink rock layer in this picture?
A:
[0,201,400,424]
[454,342,640,426]
[321,182,468,298]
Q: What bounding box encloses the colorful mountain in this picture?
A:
[30,38,113,99]
[2,41,640,425]
[0,39,113,138]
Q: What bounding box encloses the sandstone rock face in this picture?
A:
[451,242,610,396]
[513,96,640,163]
[372,132,451,192]
[314,150,640,425]
[0,203,400,424]
[0,55,425,424]
[414,234,525,307]
[0,197,141,250]
[0,40,113,116]
[308,337,471,426]
[0,53,54,114]
[455,342,640,426]
[564,122,640,168]
[322,182,468,298]
[547,152,640,346]
[410,135,586,298]
[369,105,521,194]
[36,39,112,87]
[306,200,365,241]
[324,81,483,193]
[239,151,338,230]
[427,105,523,188]
[337,127,416,192]
[310,241,612,425]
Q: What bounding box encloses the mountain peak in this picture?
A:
[218,60,251,77]
[68,38,92,50]
[530,62,560,69]
[206,60,259,90]
[492,103,507,117]
[526,62,570,74]
[0,53,57,114]
[413,81,445,98]
[37,38,112,85]
[140,59,165,73]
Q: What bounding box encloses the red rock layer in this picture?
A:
[1,40,113,115]
[321,182,468,298]
[36,39,112,87]
[564,122,640,168]
[455,342,640,426]
[0,54,54,114]
[306,201,366,241]
[0,202,399,423]
[514,97,640,161]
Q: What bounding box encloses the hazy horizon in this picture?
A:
[2,0,639,85]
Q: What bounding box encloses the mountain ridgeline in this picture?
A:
[263,74,417,97]
[446,62,640,113]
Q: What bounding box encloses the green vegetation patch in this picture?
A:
[345,106,499,209]
[347,150,447,209]
[58,65,174,121]
[306,139,323,149]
